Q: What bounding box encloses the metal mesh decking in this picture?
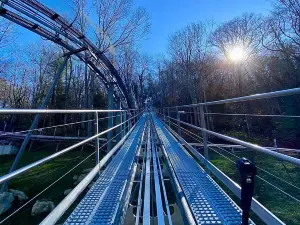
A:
[153,114,253,225]
[64,114,146,225]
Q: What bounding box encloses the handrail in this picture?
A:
[163,120,285,225]
[0,109,138,114]
[164,87,300,108]
[40,115,143,225]
[0,113,141,185]
[165,115,300,167]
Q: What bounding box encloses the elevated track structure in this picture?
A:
[0,1,300,225]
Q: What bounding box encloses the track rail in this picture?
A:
[0,0,132,108]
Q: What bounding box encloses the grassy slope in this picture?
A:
[0,143,95,225]
[179,127,300,225]
[208,146,300,225]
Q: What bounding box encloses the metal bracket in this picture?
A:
[63,47,87,57]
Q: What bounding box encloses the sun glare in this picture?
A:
[228,46,246,62]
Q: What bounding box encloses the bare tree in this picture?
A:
[211,13,263,60]
[263,0,300,61]
[0,18,14,74]
[168,22,213,104]
[92,0,150,54]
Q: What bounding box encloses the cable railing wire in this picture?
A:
[175,121,300,204]
[164,115,300,192]
[0,112,142,185]
[0,125,128,224]
[0,115,118,137]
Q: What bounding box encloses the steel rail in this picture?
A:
[165,117,300,154]
[154,136,173,225]
[0,125,127,224]
[0,113,141,185]
[0,1,132,107]
[135,131,147,225]
[204,113,300,118]
[168,120,300,192]
[0,109,137,114]
[40,117,141,225]
[164,87,300,109]
[142,122,151,225]
[151,125,165,225]
[162,121,285,225]
[160,143,196,225]
[165,115,300,167]
[0,115,119,137]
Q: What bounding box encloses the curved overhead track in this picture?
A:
[0,0,132,108]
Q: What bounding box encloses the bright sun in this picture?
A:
[228,46,246,62]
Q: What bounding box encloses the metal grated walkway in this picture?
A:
[64,114,146,225]
[152,113,253,225]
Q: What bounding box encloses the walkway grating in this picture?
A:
[153,114,254,225]
[64,114,146,225]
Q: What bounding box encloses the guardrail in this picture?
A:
[159,87,300,224]
[0,109,142,185]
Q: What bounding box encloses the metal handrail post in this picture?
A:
[94,112,100,173]
[123,112,126,136]
[177,108,181,136]
[120,111,123,138]
[200,105,209,162]
[168,108,170,127]
[128,112,132,130]
[116,98,121,142]
[107,84,114,152]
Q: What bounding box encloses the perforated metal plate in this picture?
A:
[64,114,146,225]
[153,115,254,225]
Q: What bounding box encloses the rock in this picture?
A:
[31,200,55,216]
[77,174,86,183]
[9,189,29,202]
[82,168,93,174]
[64,189,72,195]
[0,192,14,215]
[73,175,78,181]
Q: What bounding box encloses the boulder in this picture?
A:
[74,174,86,185]
[64,189,72,195]
[31,200,55,216]
[9,189,29,202]
[0,192,14,215]
[82,168,93,174]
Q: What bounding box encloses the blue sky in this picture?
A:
[12,0,272,55]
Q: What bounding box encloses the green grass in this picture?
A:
[178,126,300,224]
[208,147,300,225]
[0,143,96,225]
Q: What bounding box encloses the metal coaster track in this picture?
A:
[0,0,132,108]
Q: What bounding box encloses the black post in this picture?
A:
[236,157,257,225]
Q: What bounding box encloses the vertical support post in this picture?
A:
[94,112,100,171]
[133,110,136,126]
[1,56,69,193]
[88,71,95,137]
[123,111,126,136]
[177,108,181,136]
[116,98,121,142]
[200,104,209,162]
[128,112,132,130]
[163,108,166,122]
[168,108,170,127]
[107,84,114,152]
[120,111,123,138]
